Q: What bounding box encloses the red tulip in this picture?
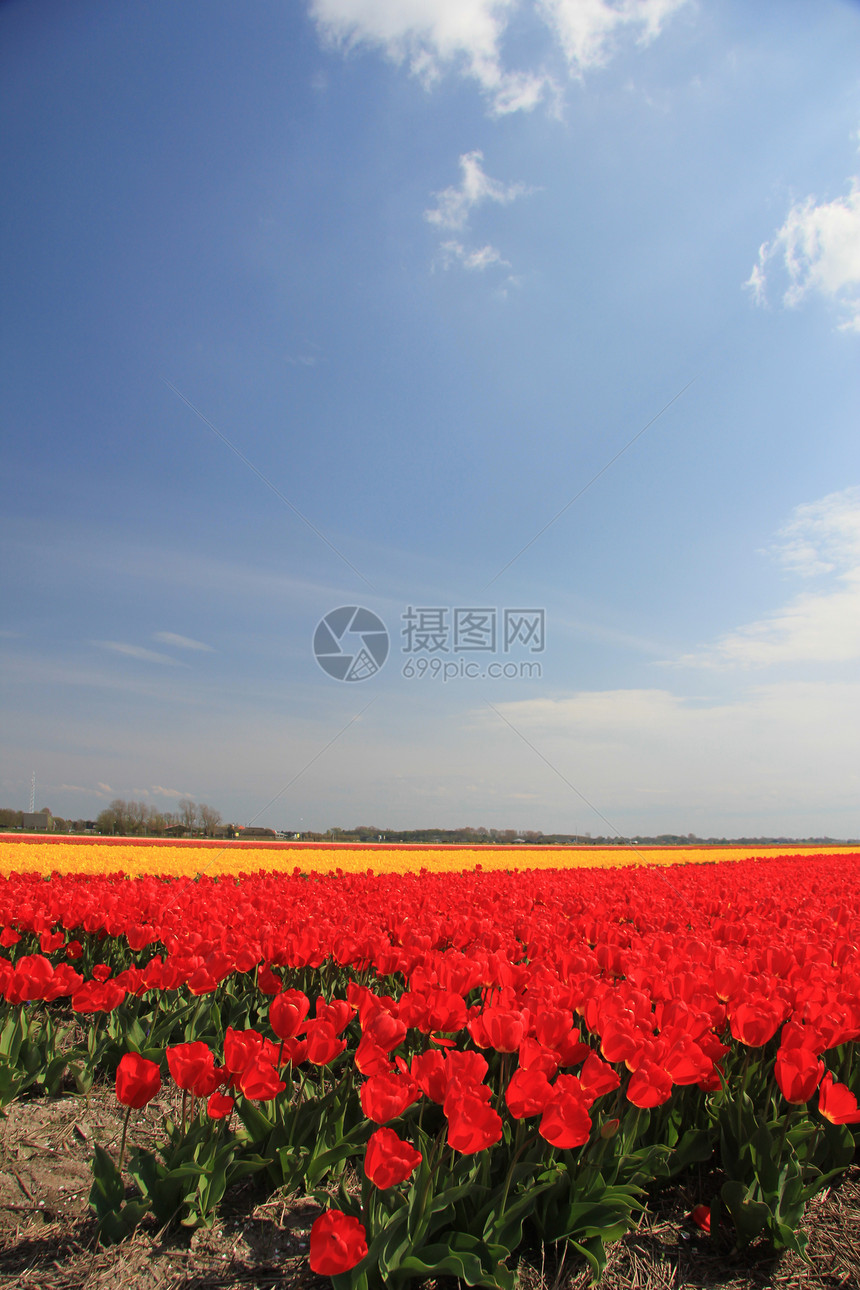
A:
[364,1126,422,1189]
[239,1058,286,1101]
[354,1033,395,1075]
[315,996,353,1035]
[166,1041,216,1095]
[818,1072,860,1124]
[309,1210,368,1276]
[690,1204,711,1233]
[256,962,282,994]
[532,1007,574,1050]
[626,1059,673,1108]
[444,1049,488,1086]
[774,1046,824,1105]
[223,1027,266,1077]
[116,1052,161,1108]
[364,1008,408,1053]
[538,1075,592,1148]
[207,1091,235,1119]
[72,980,127,1014]
[729,998,784,1048]
[269,989,310,1040]
[579,1051,621,1101]
[304,1019,347,1067]
[661,1032,713,1087]
[360,1071,419,1124]
[505,1066,553,1119]
[410,1049,448,1103]
[481,1007,526,1054]
[444,1080,503,1154]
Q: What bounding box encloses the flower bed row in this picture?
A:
[3,834,852,877]
[1,855,859,1286]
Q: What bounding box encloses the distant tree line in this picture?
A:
[95,798,225,837]
[315,826,857,846]
[0,799,228,838]
[0,805,854,847]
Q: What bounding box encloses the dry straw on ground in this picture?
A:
[1,1089,858,1290]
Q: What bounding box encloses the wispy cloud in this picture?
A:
[678,487,860,668]
[310,0,555,115]
[151,784,193,799]
[93,640,183,666]
[439,240,510,271]
[481,679,860,826]
[426,150,531,273]
[152,631,214,652]
[310,0,688,115]
[425,151,530,230]
[746,145,860,332]
[767,486,860,577]
[540,0,688,75]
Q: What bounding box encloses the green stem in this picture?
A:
[117,1104,133,1173]
[775,1105,796,1164]
[496,1126,538,1220]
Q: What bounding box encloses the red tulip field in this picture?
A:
[1,846,860,1287]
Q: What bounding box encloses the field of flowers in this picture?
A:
[2,834,857,877]
[1,837,859,1287]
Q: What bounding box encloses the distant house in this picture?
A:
[237,827,277,840]
[22,812,51,832]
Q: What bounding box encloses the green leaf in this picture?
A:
[483,1176,567,1252]
[305,1122,368,1188]
[395,1234,514,1289]
[720,1180,771,1247]
[672,1127,716,1174]
[569,1234,608,1284]
[89,1144,150,1244]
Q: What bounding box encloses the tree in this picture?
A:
[97,800,126,835]
[147,805,167,835]
[198,804,222,836]
[126,800,149,834]
[178,798,197,833]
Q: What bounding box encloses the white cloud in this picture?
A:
[685,584,860,668]
[746,177,860,332]
[152,631,214,652]
[309,0,688,114]
[425,150,529,230]
[539,0,688,74]
[679,487,860,667]
[96,782,112,794]
[310,0,555,114]
[151,784,193,799]
[426,150,530,273]
[439,240,509,270]
[93,640,182,666]
[767,486,860,577]
[483,680,860,827]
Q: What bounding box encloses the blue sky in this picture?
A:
[2,0,859,836]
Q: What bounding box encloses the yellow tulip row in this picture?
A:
[0,837,854,878]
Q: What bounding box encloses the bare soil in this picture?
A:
[1,1091,857,1290]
